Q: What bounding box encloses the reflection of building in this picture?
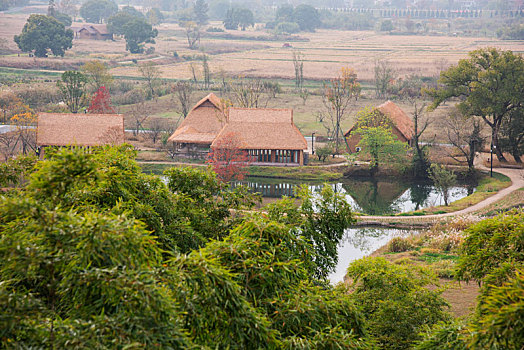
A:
[168,93,308,165]
[70,24,112,40]
[342,178,409,215]
[37,113,124,152]
[344,101,414,154]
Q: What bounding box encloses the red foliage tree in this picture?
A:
[207,132,250,182]
[87,86,116,114]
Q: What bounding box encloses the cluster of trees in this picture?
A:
[223,7,255,31]
[14,14,73,58]
[79,0,118,23]
[0,0,27,11]
[429,47,524,164]
[1,146,520,348]
[266,4,321,33]
[106,6,159,53]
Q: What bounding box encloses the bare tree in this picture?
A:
[411,102,432,177]
[172,81,194,118]
[185,21,201,50]
[292,51,304,90]
[374,59,396,99]
[146,119,169,144]
[129,99,150,136]
[433,58,449,77]
[228,78,278,108]
[189,63,199,85]
[0,132,17,161]
[202,55,211,89]
[139,62,160,99]
[444,109,486,175]
[320,68,361,153]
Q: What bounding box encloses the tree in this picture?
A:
[57,70,87,113]
[14,14,73,58]
[138,61,160,98]
[224,8,254,31]
[374,59,396,99]
[499,108,524,163]
[428,48,524,162]
[107,11,141,35]
[80,0,118,23]
[123,18,158,54]
[184,21,201,49]
[444,109,485,175]
[87,86,115,114]
[172,81,194,118]
[121,5,144,19]
[354,107,409,174]
[428,164,456,206]
[229,77,276,108]
[321,67,361,153]
[81,60,113,92]
[58,0,77,18]
[207,132,250,182]
[292,51,304,89]
[346,257,451,350]
[193,0,208,25]
[293,4,321,32]
[129,98,150,136]
[202,54,211,89]
[147,7,164,25]
[410,102,432,178]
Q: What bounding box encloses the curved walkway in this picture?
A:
[360,166,523,221]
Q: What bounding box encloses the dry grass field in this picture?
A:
[0,11,522,138]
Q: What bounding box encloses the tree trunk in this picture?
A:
[492,121,507,162]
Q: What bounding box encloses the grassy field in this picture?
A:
[2,12,524,140]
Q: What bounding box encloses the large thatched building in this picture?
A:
[344,101,414,153]
[168,93,308,165]
[37,113,124,152]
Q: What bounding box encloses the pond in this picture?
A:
[329,227,417,284]
[232,177,476,215]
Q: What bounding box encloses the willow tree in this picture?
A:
[428,48,524,162]
[321,67,361,153]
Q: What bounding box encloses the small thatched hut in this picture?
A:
[167,93,226,158]
[37,113,124,153]
[344,101,414,153]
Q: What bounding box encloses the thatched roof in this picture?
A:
[168,93,226,144]
[345,101,414,140]
[37,113,124,147]
[72,24,109,35]
[211,108,308,150]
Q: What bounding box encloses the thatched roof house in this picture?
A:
[344,101,414,153]
[37,113,124,148]
[167,93,226,146]
[212,108,307,151]
[168,95,308,165]
[70,24,112,40]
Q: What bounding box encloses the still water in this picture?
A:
[329,227,416,284]
[233,177,475,215]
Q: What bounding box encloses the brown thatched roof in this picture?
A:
[168,93,226,144]
[344,101,414,140]
[211,108,308,150]
[37,113,124,147]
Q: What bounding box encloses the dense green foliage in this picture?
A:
[14,14,73,57]
[223,7,254,30]
[428,164,457,206]
[346,257,451,349]
[123,18,158,53]
[428,48,524,162]
[268,4,321,32]
[0,146,377,348]
[79,0,118,23]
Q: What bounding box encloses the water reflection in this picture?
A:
[234,177,474,215]
[329,227,416,284]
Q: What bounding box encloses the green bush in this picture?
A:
[346,257,451,350]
